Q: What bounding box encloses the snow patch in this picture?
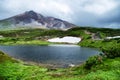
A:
[106,36,120,39]
[48,36,81,44]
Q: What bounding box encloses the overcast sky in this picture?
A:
[0,0,120,28]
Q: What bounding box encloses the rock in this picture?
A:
[69,64,75,67]
[0,35,3,38]
[92,32,102,40]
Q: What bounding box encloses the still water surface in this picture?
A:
[0,44,100,67]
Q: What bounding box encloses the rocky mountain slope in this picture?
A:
[0,11,76,30]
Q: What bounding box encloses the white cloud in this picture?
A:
[0,0,118,17]
[1,0,73,21]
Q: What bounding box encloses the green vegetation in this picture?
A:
[0,39,51,46]
[0,27,120,80]
[0,51,120,80]
[0,27,120,46]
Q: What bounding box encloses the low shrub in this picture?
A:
[102,47,120,58]
[84,55,103,69]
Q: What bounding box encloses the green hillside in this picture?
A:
[0,27,120,80]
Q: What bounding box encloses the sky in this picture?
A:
[0,0,120,28]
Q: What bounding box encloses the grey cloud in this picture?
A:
[98,2,120,28]
[0,0,120,28]
[100,7,120,23]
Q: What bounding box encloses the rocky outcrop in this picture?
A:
[92,32,102,40]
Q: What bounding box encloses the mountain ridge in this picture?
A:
[0,10,76,30]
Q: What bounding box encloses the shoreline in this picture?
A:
[0,43,100,69]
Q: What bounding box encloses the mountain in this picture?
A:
[0,10,76,30]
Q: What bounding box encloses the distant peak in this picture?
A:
[0,10,76,30]
[28,10,35,13]
[25,10,37,15]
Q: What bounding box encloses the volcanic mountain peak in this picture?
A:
[0,10,76,30]
[25,10,37,15]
